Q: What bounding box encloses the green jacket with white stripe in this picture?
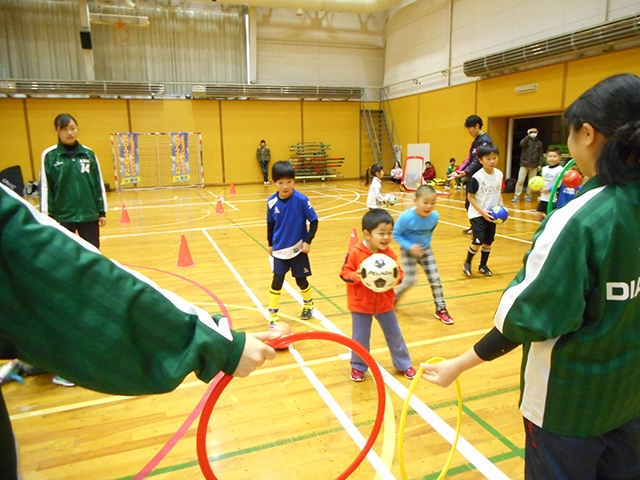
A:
[0,183,245,393]
[40,141,108,222]
[495,164,640,437]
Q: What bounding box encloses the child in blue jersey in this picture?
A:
[267,161,319,325]
[555,165,583,209]
[462,144,503,277]
[393,185,454,325]
[421,73,640,480]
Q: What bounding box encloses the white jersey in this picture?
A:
[540,164,563,202]
[467,168,503,219]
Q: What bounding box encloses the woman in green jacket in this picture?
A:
[40,113,108,249]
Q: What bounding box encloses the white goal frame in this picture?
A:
[111,132,204,191]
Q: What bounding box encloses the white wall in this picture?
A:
[255,7,387,91]
[383,0,640,98]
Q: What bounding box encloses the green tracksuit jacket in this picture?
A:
[0,184,245,477]
[40,141,108,222]
[495,164,640,437]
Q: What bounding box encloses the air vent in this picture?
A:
[464,13,640,78]
[0,80,164,97]
[191,84,363,101]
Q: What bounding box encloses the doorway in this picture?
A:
[507,114,569,179]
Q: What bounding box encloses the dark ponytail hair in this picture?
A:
[54,113,77,130]
[563,73,640,185]
[365,163,383,186]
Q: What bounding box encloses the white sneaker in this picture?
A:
[52,376,75,387]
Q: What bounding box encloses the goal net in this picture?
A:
[111,132,204,190]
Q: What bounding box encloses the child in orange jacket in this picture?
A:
[340,208,416,382]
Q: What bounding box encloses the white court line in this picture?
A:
[202,230,394,479]
[206,191,239,211]
[281,281,510,480]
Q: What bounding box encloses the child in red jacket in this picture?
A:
[340,208,416,382]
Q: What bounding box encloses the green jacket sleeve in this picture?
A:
[0,184,245,395]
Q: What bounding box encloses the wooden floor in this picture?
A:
[5,179,545,479]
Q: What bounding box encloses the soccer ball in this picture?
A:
[489,205,509,224]
[528,175,544,191]
[563,170,582,189]
[360,253,399,293]
[384,193,397,206]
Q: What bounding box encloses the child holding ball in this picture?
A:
[394,185,455,325]
[534,147,563,221]
[340,209,416,382]
[462,144,503,277]
[365,163,386,209]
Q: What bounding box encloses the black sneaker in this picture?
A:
[478,265,493,276]
[462,263,472,277]
[462,227,473,235]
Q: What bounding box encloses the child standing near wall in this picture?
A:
[267,161,319,325]
[394,185,455,325]
[462,144,503,277]
[366,164,386,209]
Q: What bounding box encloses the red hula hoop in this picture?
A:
[196,331,386,479]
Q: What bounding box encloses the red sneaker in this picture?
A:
[403,367,417,379]
[435,308,455,325]
[350,368,365,382]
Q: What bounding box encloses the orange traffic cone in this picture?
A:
[348,227,359,252]
[176,235,195,267]
[215,197,225,213]
[229,182,236,194]
[119,203,131,224]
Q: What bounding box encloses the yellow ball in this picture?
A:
[528,175,544,191]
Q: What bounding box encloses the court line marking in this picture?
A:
[281,282,510,480]
[7,328,490,421]
[202,230,396,479]
[206,191,239,211]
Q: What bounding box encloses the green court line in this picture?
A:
[113,384,522,479]
[228,218,347,313]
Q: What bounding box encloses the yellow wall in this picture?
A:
[388,95,419,174]
[0,99,32,181]
[419,83,477,176]
[564,47,640,107]
[221,100,302,184]
[302,101,361,179]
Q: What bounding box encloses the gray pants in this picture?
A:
[350,310,412,373]
[514,165,538,197]
[395,247,446,310]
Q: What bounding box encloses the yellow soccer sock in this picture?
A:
[300,284,313,306]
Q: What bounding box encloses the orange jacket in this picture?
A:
[339,241,403,314]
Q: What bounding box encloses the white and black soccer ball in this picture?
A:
[360,253,399,293]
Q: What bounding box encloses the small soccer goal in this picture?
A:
[111,132,204,191]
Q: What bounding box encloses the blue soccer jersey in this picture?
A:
[267,190,318,259]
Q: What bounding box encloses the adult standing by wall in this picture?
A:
[41,113,107,250]
[40,113,108,387]
[512,127,544,202]
[257,139,271,186]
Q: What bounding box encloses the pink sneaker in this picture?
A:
[403,367,417,379]
[350,368,365,382]
[435,308,455,325]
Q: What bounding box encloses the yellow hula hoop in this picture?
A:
[398,357,463,480]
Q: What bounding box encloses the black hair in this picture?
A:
[449,157,456,163]
[260,139,266,143]
[477,143,499,159]
[563,73,640,185]
[547,146,562,156]
[54,113,77,130]
[364,163,383,186]
[271,161,295,181]
[464,115,483,128]
[415,185,436,198]
[362,208,394,232]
